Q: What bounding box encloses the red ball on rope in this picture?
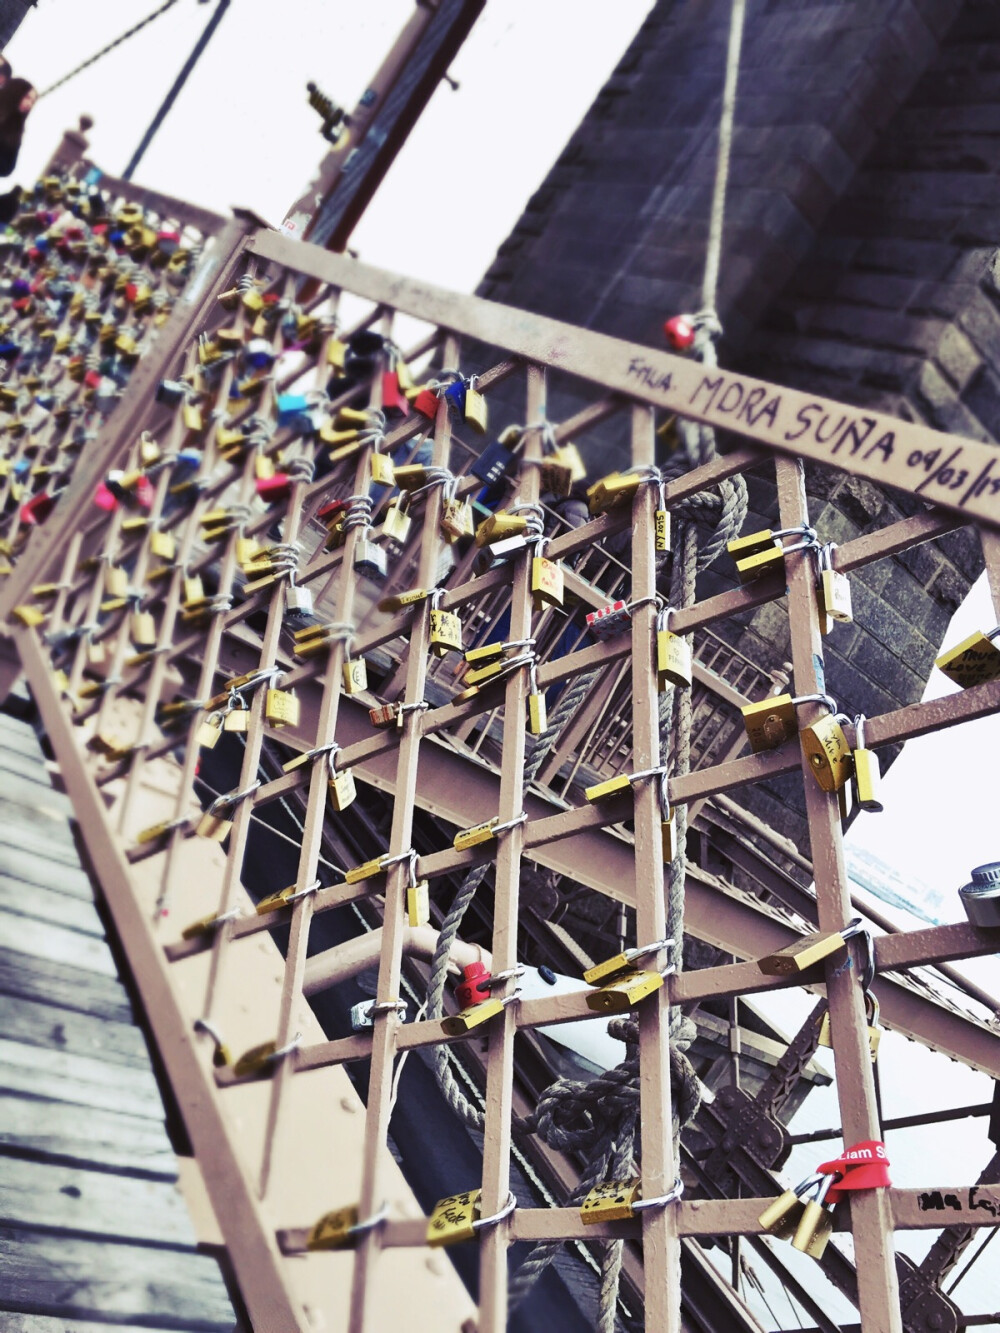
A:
[663,315,695,350]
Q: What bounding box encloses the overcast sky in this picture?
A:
[6,0,652,294]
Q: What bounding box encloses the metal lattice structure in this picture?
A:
[3,146,1000,1333]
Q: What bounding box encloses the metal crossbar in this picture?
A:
[3,151,1000,1333]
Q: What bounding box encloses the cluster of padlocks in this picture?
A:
[0,175,206,575]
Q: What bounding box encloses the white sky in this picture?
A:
[10,2,1000,1324]
[5,0,653,294]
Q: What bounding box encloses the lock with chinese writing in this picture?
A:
[427,1189,481,1247]
[656,608,692,689]
[441,489,474,542]
[429,607,463,658]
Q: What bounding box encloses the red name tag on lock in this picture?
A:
[820,1140,891,1202]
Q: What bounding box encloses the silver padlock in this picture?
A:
[435,543,455,585]
[350,998,408,1031]
[958,863,1000,927]
[285,581,314,617]
[354,538,388,584]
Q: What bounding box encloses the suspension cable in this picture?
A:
[39,0,182,98]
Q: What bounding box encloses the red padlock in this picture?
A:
[455,962,492,1010]
[93,481,118,511]
[83,369,102,390]
[20,492,54,526]
[256,473,292,503]
[125,282,138,304]
[382,370,409,418]
[663,315,696,351]
[413,387,439,419]
[135,476,155,510]
[820,1141,891,1202]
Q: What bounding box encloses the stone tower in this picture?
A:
[474,0,995,847]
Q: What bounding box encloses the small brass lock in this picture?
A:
[800,711,852,792]
[580,1179,642,1225]
[741,694,797,752]
[528,691,547,735]
[328,766,357,812]
[936,629,1000,689]
[656,613,692,690]
[584,774,631,803]
[454,819,498,850]
[427,1189,481,1247]
[429,608,463,657]
[370,451,395,486]
[196,713,224,750]
[265,688,300,728]
[851,715,883,813]
[308,1205,359,1251]
[343,657,368,694]
[407,880,429,927]
[531,556,564,611]
[585,969,664,1014]
[441,995,505,1036]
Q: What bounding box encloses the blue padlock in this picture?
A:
[444,380,466,417]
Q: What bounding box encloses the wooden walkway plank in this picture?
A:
[0,1316,202,1333]
[0,914,119,978]
[0,1229,235,1331]
[0,877,105,937]
[0,1156,201,1248]
[0,832,95,887]
[0,948,132,1023]
[0,1038,167,1120]
[1,993,151,1068]
[0,1091,177,1178]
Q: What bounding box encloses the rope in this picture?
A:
[702,0,748,311]
[40,0,183,98]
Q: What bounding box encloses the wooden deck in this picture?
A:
[0,708,235,1332]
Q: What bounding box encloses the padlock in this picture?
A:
[255,886,294,916]
[580,1179,642,1225]
[800,712,852,792]
[265,688,300,728]
[851,715,882,813]
[958,863,1000,928]
[382,370,409,417]
[531,556,564,610]
[392,464,432,491]
[180,911,230,942]
[224,698,249,732]
[791,1174,838,1258]
[470,439,513,486]
[429,608,463,657]
[377,587,428,614]
[307,1206,359,1251]
[584,774,631,803]
[10,603,45,628]
[441,995,505,1037]
[662,812,676,862]
[182,398,203,433]
[197,712,224,749]
[150,529,175,562]
[935,629,1000,689]
[528,690,547,735]
[196,810,233,841]
[656,614,692,689]
[818,992,880,1061]
[583,950,638,986]
[454,819,498,850]
[758,931,847,976]
[413,386,440,418]
[327,337,347,369]
[285,582,314,616]
[426,1189,481,1247]
[370,451,395,485]
[587,472,641,516]
[586,601,631,641]
[345,856,387,885]
[654,507,670,552]
[328,766,357,812]
[233,1041,279,1080]
[441,495,474,541]
[735,544,785,584]
[474,511,529,548]
[821,568,853,624]
[105,565,129,599]
[343,657,368,694]
[758,1188,809,1241]
[382,500,412,546]
[463,658,509,688]
[463,385,488,434]
[585,969,663,1013]
[183,574,205,605]
[727,529,778,561]
[541,442,586,496]
[354,537,387,584]
[741,694,797,752]
[407,879,429,927]
[464,642,507,666]
[369,703,400,729]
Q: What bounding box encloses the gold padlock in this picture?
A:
[474,511,528,548]
[791,1176,837,1259]
[345,856,387,885]
[531,556,564,610]
[130,611,157,647]
[196,810,233,841]
[308,1205,359,1251]
[427,1189,481,1247]
[585,969,663,1014]
[454,819,498,850]
[150,530,176,561]
[935,629,1000,689]
[727,528,778,561]
[370,451,395,486]
[464,386,488,434]
[382,501,412,545]
[255,886,294,916]
[180,911,229,942]
[580,1179,642,1225]
[735,545,785,584]
[818,992,880,1061]
[233,1041,279,1080]
[758,1189,808,1241]
[654,508,670,552]
[820,567,853,624]
[851,714,882,813]
[758,931,846,976]
[587,472,641,516]
[196,713,224,749]
[343,657,368,693]
[377,587,428,613]
[183,574,205,605]
[441,995,505,1037]
[441,495,474,541]
[429,608,463,657]
[662,812,676,862]
[105,565,129,599]
[265,688,300,728]
[656,615,692,689]
[742,694,797,752]
[528,691,547,735]
[800,712,852,792]
[584,774,631,803]
[407,880,429,927]
[328,766,357,812]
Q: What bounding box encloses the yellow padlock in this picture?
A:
[343,658,368,693]
[935,630,1000,689]
[429,608,463,657]
[265,688,300,728]
[407,880,430,927]
[441,995,505,1037]
[585,969,663,1014]
[656,624,692,690]
[741,694,797,752]
[531,557,564,610]
[758,931,846,976]
[580,1179,642,1225]
[345,856,387,885]
[800,712,852,792]
[427,1189,481,1247]
[308,1206,359,1251]
[454,819,498,851]
[584,774,631,803]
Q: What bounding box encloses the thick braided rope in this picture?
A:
[425,667,602,1129]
